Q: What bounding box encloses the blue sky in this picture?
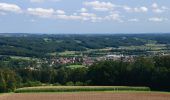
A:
[0,0,170,33]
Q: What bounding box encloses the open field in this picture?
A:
[1,92,170,100]
[119,43,167,51]
[58,51,76,56]
[14,86,150,93]
[66,65,86,68]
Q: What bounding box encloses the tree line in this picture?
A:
[0,56,170,92]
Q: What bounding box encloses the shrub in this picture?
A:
[53,83,62,86]
[23,81,42,87]
[65,81,74,86]
[75,82,84,86]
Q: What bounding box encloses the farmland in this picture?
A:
[1,92,170,100]
[2,86,165,100]
[1,86,170,100]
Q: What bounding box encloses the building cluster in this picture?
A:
[97,55,135,62]
[44,54,135,67]
[23,54,135,71]
[50,57,82,65]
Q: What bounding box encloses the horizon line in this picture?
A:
[0,32,170,35]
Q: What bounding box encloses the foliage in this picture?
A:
[22,81,42,87]
[65,81,74,86]
[0,68,17,92]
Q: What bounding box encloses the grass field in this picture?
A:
[66,65,86,68]
[14,86,150,93]
[119,43,167,51]
[58,51,76,56]
[10,56,32,60]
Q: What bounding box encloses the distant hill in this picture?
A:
[0,33,170,57]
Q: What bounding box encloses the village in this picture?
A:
[44,54,135,67]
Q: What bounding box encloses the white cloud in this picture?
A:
[140,7,148,12]
[84,1,114,11]
[80,12,100,22]
[30,19,36,22]
[80,8,88,12]
[26,7,101,22]
[30,0,43,3]
[128,18,139,22]
[54,11,104,22]
[124,3,169,14]
[56,12,100,22]
[56,10,65,15]
[104,12,122,22]
[0,3,22,13]
[152,3,158,8]
[3,1,167,23]
[56,14,82,20]
[151,3,169,13]
[161,6,169,10]
[30,0,61,3]
[149,17,167,22]
[80,13,96,17]
[134,7,148,12]
[26,7,103,22]
[27,8,55,18]
[153,9,164,13]
[123,6,148,13]
[123,6,132,12]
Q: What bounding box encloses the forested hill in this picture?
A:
[0,33,170,57]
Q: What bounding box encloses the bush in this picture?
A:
[23,81,42,87]
[75,82,84,86]
[84,80,92,86]
[0,68,17,93]
[0,76,6,93]
[65,81,74,86]
[53,83,62,86]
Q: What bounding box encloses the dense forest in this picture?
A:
[0,33,170,57]
[0,56,170,92]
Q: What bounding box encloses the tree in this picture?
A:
[0,71,6,92]
[4,69,17,92]
[56,68,68,84]
[88,61,129,86]
[130,57,154,86]
[69,67,87,83]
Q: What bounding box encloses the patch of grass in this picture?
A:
[119,43,167,51]
[66,65,86,69]
[15,86,150,93]
[10,56,31,60]
[58,51,76,56]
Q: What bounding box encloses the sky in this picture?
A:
[0,0,170,33]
